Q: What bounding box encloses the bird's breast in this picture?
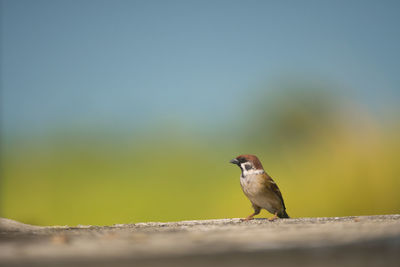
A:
[240,173,282,213]
[240,174,265,197]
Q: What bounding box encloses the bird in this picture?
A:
[230,154,289,221]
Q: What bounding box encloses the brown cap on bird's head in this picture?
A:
[229,154,264,170]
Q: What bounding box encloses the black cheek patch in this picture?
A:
[245,164,252,171]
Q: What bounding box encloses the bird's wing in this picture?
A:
[263,173,286,210]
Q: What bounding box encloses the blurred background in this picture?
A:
[1,0,399,226]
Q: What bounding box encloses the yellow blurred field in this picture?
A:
[2,92,399,226]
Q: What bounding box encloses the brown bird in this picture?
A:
[230,154,289,221]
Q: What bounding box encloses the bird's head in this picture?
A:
[229,154,264,174]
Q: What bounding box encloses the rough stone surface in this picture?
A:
[1,215,400,266]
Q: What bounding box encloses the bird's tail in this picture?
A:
[278,210,290,218]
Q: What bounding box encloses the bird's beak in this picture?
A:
[229,158,239,165]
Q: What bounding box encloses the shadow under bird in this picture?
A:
[230,154,289,221]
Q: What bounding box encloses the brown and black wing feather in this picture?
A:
[266,175,290,218]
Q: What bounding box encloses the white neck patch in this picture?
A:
[243,169,264,175]
[240,163,265,177]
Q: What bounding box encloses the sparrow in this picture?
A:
[230,154,289,221]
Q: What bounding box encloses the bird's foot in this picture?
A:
[268,214,278,221]
[240,216,254,222]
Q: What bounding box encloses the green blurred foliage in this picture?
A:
[1,84,399,225]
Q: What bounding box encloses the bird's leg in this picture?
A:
[242,212,257,221]
[241,205,261,221]
[268,212,278,221]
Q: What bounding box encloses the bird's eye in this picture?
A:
[245,164,252,171]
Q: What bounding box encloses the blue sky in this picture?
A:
[2,0,400,135]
